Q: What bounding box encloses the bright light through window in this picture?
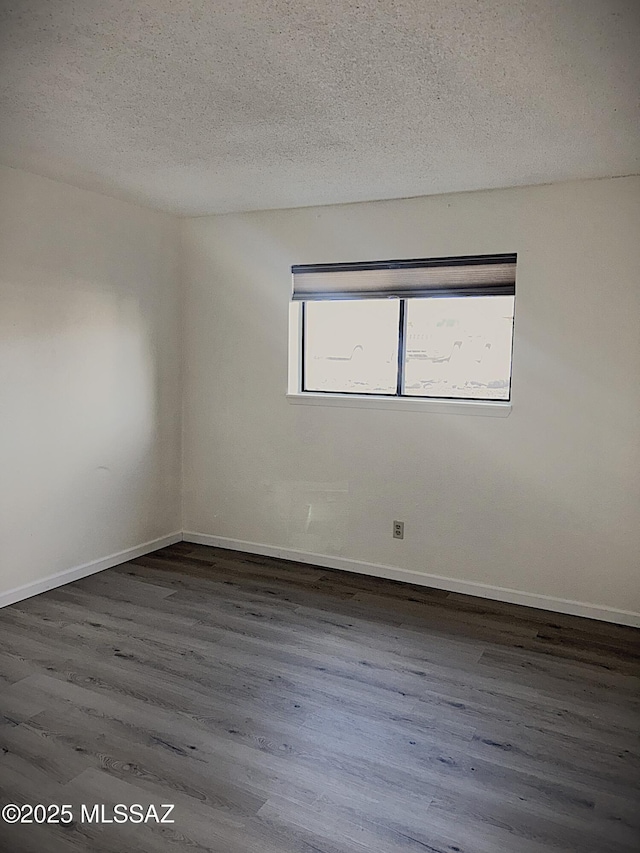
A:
[303,299,399,394]
[404,295,514,400]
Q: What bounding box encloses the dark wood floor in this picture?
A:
[0,542,639,853]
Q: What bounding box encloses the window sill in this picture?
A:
[286,393,511,417]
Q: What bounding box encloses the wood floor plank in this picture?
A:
[1,541,638,853]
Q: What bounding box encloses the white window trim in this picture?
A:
[287,303,512,417]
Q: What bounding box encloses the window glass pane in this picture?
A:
[304,299,399,394]
[404,295,514,400]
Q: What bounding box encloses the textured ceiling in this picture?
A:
[0,0,638,215]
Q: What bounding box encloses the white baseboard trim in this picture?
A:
[4,529,638,628]
[0,532,183,610]
[183,531,640,628]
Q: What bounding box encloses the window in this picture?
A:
[290,254,516,405]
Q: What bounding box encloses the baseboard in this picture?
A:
[183,531,640,628]
[0,532,183,609]
[5,529,638,627]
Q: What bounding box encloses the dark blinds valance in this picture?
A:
[292,253,517,300]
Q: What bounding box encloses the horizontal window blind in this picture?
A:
[292,253,516,300]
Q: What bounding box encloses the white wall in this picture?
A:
[3,170,637,622]
[0,167,182,598]
[182,176,640,622]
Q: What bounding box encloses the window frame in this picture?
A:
[287,254,516,417]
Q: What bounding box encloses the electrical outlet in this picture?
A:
[393,520,404,539]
